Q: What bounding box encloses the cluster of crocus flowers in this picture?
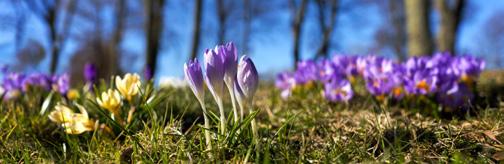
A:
[48,103,96,134]
[46,73,143,135]
[97,73,142,123]
[48,73,143,135]
[276,53,485,109]
[184,42,259,148]
[0,68,69,100]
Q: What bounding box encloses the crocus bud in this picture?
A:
[66,89,80,100]
[204,47,225,102]
[144,67,153,81]
[115,73,141,101]
[184,59,205,102]
[84,63,97,84]
[96,89,122,114]
[222,42,238,85]
[237,55,259,102]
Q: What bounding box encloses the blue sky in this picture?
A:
[0,0,503,81]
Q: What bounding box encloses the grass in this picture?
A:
[1,78,504,163]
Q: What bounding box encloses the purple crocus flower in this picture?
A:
[318,59,345,83]
[437,83,474,109]
[276,72,296,99]
[405,57,425,70]
[363,59,404,97]
[365,77,395,96]
[324,79,353,102]
[204,47,226,101]
[144,67,153,81]
[403,70,437,95]
[436,67,460,95]
[402,57,439,95]
[221,42,240,122]
[274,53,485,106]
[453,56,485,76]
[355,56,370,75]
[294,60,319,84]
[331,55,358,77]
[237,55,259,101]
[2,72,24,100]
[362,58,396,78]
[222,42,238,84]
[22,73,51,92]
[427,53,453,69]
[184,59,205,102]
[185,58,212,148]
[84,63,98,83]
[52,73,70,94]
[452,55,485,86]
[2,72,25,91]
[356,55,389,76]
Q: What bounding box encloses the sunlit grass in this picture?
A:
[0,81,503,163]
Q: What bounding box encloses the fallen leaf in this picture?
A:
[484,130,502,144]
[493,151,504,161]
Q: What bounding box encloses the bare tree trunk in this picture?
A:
[388,0,407,61]
[315,0,338,59]
[216,0,227,44]
[242,0,251,54]
[111,0,126,74]
[405,0,433,56]
[436,0,465,54]
[47,0,60,74]
[145,0,165,77]
[291,0,308,69]
[189,0,203,59]
[24,0,69,74]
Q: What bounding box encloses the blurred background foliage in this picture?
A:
[0,0,503,85]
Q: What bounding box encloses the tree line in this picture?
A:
[2,0,503,85]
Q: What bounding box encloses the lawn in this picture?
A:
[1,76,503,163]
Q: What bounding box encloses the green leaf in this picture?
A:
[40,91,54,115]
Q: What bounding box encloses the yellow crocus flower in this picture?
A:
[115,73,141,101]
[66,89,80,100]
[48,104,74,124]
[48,104,96,134]
[96,89,122,114]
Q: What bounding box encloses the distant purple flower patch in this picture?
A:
[276,53,485,109]
[1,69,70,100]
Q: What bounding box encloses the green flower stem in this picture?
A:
[217,97,226,135]
[238,95,245,121]
[227,83,240,124]
[248,99,258,143]
[199,101,212,151]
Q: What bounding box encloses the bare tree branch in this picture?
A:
[189,0,203,59]
[314,0,338,59]
[291,0,308,69]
